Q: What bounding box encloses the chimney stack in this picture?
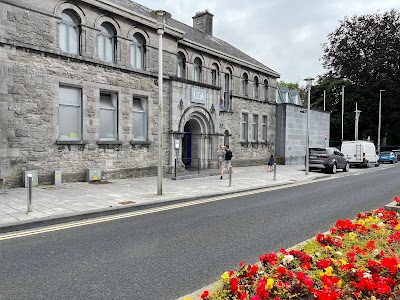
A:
[192,10,213,36]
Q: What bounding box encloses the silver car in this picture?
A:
[309,147,349,174]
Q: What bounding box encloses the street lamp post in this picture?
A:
[378,89,386,154]
[304,77,314,175]
[150,10,171,196]
[341,85,345,142]
[354,102,361,140]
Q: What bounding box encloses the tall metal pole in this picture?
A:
[157,27,163,195]
[151,10,171,196]
[378,90,385,154]
[304,77,314,175]
[354,102,361,141]
[323,90,326,111]
[341,85,344,141]
[306,87,310,175]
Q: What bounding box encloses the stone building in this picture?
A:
[0,0,280,187]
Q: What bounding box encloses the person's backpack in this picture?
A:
[225,149,233,160]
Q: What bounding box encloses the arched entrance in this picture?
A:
[175,106,218,171]
[182,119,202,167]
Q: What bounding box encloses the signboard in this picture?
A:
[324,132,328,140]
[191,87,207,104]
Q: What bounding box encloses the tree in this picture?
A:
[278,81,299,90]
[321,9,400,145]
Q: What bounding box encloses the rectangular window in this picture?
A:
[252,114,258,142]
[59,86,81,140]
[132,97,147,140]
[261,116,267,142]
[222,73,230,110]
[211,70,217,86]
[99,93,118,140]
[241,113,248,142]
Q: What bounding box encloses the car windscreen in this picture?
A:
[309,148,333,155]
[380,152,392,156]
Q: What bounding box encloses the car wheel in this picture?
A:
[375,162,380,167]
[343,162,349,172]
[391,160,394,164]
[330,163,337,174]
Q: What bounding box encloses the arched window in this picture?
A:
[98,23,116,63]
[193,57,202,82]
[254,76,259,98]
[242,73,249,96]
[211,63,219,86]
[131,33,145,69]
[264,79,269,101]
[222,68,232,110]
[60,10,80,54]
[177,52,186,78]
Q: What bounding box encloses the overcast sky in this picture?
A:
[136,0,399,86]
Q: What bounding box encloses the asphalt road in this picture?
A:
[0,165,398,300]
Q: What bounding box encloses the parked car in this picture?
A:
[309,147,349,174]
[378,151,398,164]
[340,140,379,167]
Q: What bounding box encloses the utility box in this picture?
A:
[86,168,101,182]
[24,170,38,187]
[54,170,62,185]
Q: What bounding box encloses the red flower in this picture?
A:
[260,252,278,266]
[230,277,239,294]
[394,196,400,203]
[376,282,391,295]
[239,260,245,267]
[256,279,269,298]
[381,257,398,273]
[316,259,332,269]
[314,287,339,300]
[321,275,339,287]
[301,261,312,270]
[239,292,247,300]
[277,266,286,275]
[250,296,262,300]
[247,264,259,277]
[200,290,209,299]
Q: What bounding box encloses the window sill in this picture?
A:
[56,140,88,145]
[130,140,151,145]
[97,141,123,145]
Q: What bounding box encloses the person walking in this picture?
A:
[267,154,275,172]
[220,145,233,179]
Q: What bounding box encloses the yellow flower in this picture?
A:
[337,280,343,287]
[371,296,376,300]
[266,278,274,290]
[325,266,333,276]
[221,271,230,282]
[349,232,357,240]
[316,271,324,278]
[325,245,332,251]
[357,219,365,226]
[339,259,347,265]
[395,224,400,231]
[183,298,193,300]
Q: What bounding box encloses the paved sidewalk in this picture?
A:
[0,164,331,233]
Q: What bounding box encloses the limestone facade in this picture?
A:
[0,0,279,187]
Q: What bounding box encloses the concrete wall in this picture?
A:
[276,104,330,165]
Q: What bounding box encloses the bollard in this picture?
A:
[174,159,177,178]
[273,163,277,180]
[27,174,33,212]
[229,165,232,187]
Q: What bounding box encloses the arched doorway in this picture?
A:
[182,119,202,167]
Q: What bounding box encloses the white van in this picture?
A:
[340,140,379,167]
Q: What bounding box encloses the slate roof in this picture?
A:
[108,0,280,77]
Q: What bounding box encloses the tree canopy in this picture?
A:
[318,9,400,146]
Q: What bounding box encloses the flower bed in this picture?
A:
[199,204,400,300]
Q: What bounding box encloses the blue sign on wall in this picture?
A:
[191,87,207,104]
